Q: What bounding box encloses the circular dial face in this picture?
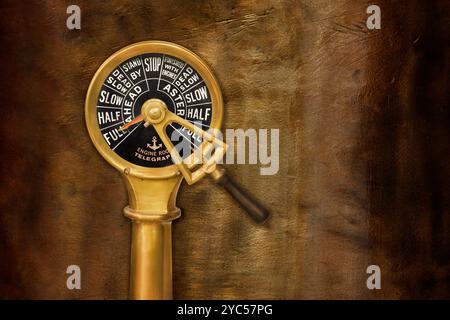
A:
[96,53,212,168]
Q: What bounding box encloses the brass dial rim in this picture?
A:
[85,41,223,179]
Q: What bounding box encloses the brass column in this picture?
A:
[122,174,182,300]
[129,220,175,299]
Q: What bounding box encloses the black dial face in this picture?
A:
[96,53,212,168]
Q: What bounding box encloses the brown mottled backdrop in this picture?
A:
[0,0,448,299]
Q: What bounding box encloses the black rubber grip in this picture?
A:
[216,173,271,224]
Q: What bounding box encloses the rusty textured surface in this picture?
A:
[0,0,449,299]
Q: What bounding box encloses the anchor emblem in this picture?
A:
[147,136,162,151]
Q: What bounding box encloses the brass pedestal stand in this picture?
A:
[86,41,269,299]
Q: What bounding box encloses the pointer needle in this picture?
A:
[119,115,144,131]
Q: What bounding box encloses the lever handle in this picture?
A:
[211,168,271,224]
[136,99,270,224]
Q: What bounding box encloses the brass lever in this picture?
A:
[140,99,271,224]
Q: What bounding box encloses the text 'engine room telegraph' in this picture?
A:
[85,41,270,299]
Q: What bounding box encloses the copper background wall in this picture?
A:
[0,0,449,299]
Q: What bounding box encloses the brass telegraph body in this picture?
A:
[85,41,269,300]
[86,41,225,181]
